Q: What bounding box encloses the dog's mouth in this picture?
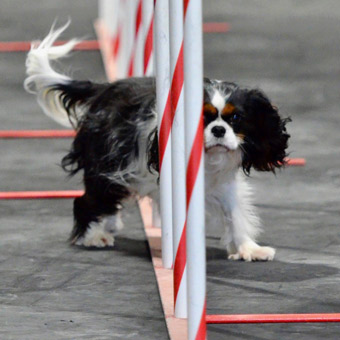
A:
[205,144,231,152]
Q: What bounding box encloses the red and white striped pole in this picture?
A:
[128,0,144,77]
[110,0,122,69]
[154,0,173,269]
[97,0,121,80]
[142,0,154,76]
[117,0,134,78]
[169,0,187,319]
[98,0,119,39]
[184,0,206,338]
[142,0,156,227]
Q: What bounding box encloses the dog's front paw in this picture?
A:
[228,241,275,262]
[75,226,114,248]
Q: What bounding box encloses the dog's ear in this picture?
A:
[241,89,291,174]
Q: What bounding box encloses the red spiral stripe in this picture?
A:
[128,0,143,77]
[143,15,154,75]
[112,25,122,59]
[158,44,184,171]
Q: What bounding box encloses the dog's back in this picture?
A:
[24,22,159,182]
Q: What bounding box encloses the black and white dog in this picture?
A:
[24,24,290,261]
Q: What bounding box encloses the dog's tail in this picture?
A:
[24,21,99,128]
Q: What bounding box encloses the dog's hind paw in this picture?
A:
[75,225,114,248]
[228,241,275,262]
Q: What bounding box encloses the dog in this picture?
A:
[24,24,290,261]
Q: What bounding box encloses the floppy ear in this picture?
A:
[241,89,291,174]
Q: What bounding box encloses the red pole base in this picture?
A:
[0,190,84,200]
[285,157,306,166]
[0,130,76,138]
[206,313,340,324]
[203,22,230,33]
[0,40,99,52]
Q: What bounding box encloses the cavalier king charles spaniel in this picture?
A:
[24,24,290,261]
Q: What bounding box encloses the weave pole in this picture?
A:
[184,0,206,338]
[127,0,143,77]
[112,0,126,79]
[142,0,154,76]
[99,0,118,36]
[169,0,187,319]
[142,0,158,228]
[110,0,122,63]
[107,0,123,76]
[154,0,173,269]
[115,1,134,78]
[99,0,120,52]
[97,0,120,80]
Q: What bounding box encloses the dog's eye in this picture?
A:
[232,113,241,123]
[204,113,216,126]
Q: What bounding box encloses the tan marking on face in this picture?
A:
[222,103,236,116]
[204,103,218,116]
[236,133,245,140]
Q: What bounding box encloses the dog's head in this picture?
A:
[203,78,290,174]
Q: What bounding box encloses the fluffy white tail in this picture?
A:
[24,21,80,128]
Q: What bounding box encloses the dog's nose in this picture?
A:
[211,126,226,138]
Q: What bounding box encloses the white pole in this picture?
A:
[111,0,123,65]
[142,0,154,76]
[143,0,157,227]
[99,0,119,37]
[117,0,135,78]
[98,0,107,22]
[154,0,173,269]
[129,0,144,76]
[184,0,206,338]
[169,0,187,319]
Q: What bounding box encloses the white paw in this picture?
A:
[228,241,275,262]
[76,225,114,248]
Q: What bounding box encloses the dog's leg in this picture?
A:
[148,190,161,228]
[220,221,237,255]
[71,179,130,248]
[219,177,275,262]
[104,212,124,234]
[71,195,115,247]
[76,212,125,248]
